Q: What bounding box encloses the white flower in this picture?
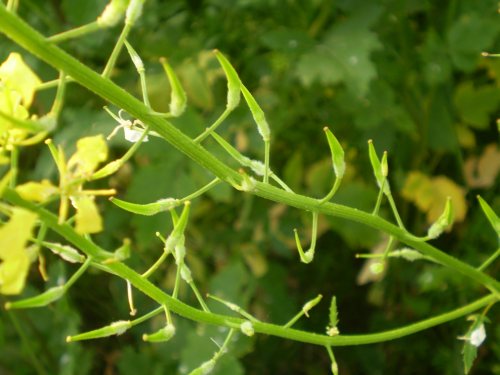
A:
[124,127,148,143]
[470,323,486,347]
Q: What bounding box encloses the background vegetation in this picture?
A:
[0,0,499,374]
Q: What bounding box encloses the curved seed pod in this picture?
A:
[97,0,129,27]
[324,127,345,179]
[142,324,176,342]
[67,320,132,342]
[160,57,187,117]
[241,85,270,142]
[5,285,65,309]
[110,197,180,216]
[213,49,241,111]
[427,197,454,239]
[477,195,500,236]
[125,0,144,25]
[302,294,322,317]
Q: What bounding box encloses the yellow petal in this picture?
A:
[0,53,41,107]
[0,208,38,295]
[68,135,108,176]
[15,180,58,202]
[73,196,103,234]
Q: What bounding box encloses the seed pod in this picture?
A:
[302,294,322,317]
[43,241,85,263]
[324,127,345,179]
[97,0,129,28]
[125,0,144,25]
[427,197,454,239]
[160,57,187,117]
[477,195,500,237]
[213,50,241,111]
[241,85,270,142]
[67,320,132,342]
[110,197,179,216]
[5,285,65,309]
[142,324,176,343]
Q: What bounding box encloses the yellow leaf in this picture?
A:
[0,208,38,295]
[0,53,41,107]
[401,171,467,224]
[15,180,58,202]
[68,135,108,177]
[73,195,103,234]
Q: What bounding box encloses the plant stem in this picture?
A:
[102,22,132,78]
[194,108,231,143]
[48,21,100,43]
[3,188,498,347]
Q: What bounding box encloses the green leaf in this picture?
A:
[454,82,500,129]
[295,6,382,96]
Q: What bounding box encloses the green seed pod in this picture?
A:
[43,241,86,263]
[67,320,132,342]
[427,197,454,239]
[328,296,339,329]
[110,197,180,216]
[125,0,144,25]
[324,127,345,179]
[92,160,122,180]
[188,359,216,375]
[142,324,176,343]
[164,202,191,253]
[368,140,389,193]
[160,57,187,117]
[97,0,129,28]
[302,294,322,317]
[5,285,65,309]
[241,85,270,142]
[213,50,241,111]
[124,40,144,72]
[477,195,500,237]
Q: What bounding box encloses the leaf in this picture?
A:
[0,52,41,107]
[463,144,500,188]
[0,208,38,295]
[67,135,108,176]
[295,6,382,96]
[72,195,103,234]
[401,171,467,224]
[454,83,500,129]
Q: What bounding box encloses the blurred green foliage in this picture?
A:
[0,0,499,374]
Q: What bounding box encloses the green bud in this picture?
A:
[43,241,86,263]
[328,296,339,329]
[381,151,388,177]
[160,57,187,117]
[323,127,345,179]
[213,50,241,111]
[241,85,270,142]
[5,285,65,309]
[110,197,180,216]
[240,321,255,337]
[142,324,176,343]
[302,294,322,317]
[67,320,132,342]
[165,202,191,253]
[427,197,454,239]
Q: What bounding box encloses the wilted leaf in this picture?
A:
[401,171,467,223]
[464,144,500,188]
[0,208,38,295]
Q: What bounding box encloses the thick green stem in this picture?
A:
[0,5,497,295]
[3,189,498,347]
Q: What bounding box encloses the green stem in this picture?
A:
[64,256,92,290]
[142,251,169,278]
[194,108,231,143]
[478,247,500,271]
[130,306,163,326]
[0,2,498,306]
[189,281,210,312]
[48,21,100,43]
[102,22,132,78]
[49,70,66,118]
[5,189,497,347]
[320,177,342,204]
[387,192,405,229]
